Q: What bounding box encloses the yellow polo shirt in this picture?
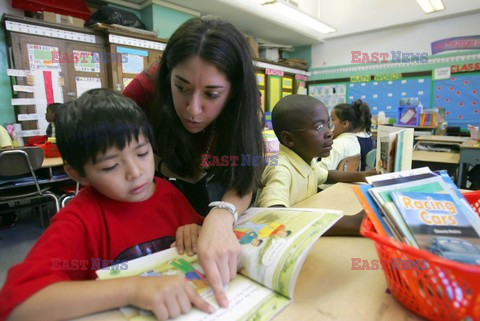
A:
[256,144,329,207]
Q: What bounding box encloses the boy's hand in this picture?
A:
[128,275,214,320]
[173,224,201,256]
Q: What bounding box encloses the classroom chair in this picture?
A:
[336,154,361,172]
[365,149,377,170]
[59,181,80,208]
[0,147,60,227]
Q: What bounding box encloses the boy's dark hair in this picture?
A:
[47,102,64,113]
[272,94,326,144]
[56,88,154,176]
[334,100,372,134]
[153,15,263,196]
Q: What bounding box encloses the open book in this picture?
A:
[376,125,414,174]
[96,207,343,321]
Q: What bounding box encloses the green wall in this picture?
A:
[150,4,194,39]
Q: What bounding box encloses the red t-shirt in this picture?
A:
[0,177,203,320]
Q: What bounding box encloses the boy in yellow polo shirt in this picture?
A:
[256,95,376,208]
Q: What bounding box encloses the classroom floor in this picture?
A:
[0,209,45,287]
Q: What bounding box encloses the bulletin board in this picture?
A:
[347,77,432,120]
[309,83,347,114]
[433,73,480,128]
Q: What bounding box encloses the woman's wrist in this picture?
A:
[209,201,238,225]
[207,207,236,227]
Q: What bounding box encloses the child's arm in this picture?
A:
[173,224,202,256]
[8,275,213,321]
[326,168,378,184]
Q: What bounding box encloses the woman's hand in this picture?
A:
[196,208,242,308]
[172,224,202,256]
[127,275,214,320]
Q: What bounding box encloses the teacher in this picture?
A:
[124,16,264,307]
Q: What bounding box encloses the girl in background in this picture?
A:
[318,100,363,171]
[354,100,374,170]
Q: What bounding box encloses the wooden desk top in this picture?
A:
[41,157,63,168]
[461,139,480,149]
[295,182,363,216]
[412,150,460,164]
[415,135,469,144]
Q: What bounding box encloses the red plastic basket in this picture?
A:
[360,190,480,321]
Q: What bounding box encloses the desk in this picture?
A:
[415,135,469,144]
[457,139,480,188]
[71,183,423,321]
[412,150,460,164]
[41,157,63,168]
[412,136,462,178]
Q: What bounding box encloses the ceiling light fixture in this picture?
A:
[415,0,445,13]
[262,0,335,34]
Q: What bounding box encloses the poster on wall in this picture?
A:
[123,78,134,90]
[73,50,100,73]
[76,77,101,98]
[309,84,346,113]
[27,44,61,71]
[122,54,144,74]
[31,70,64,131]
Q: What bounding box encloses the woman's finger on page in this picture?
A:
[219,254,231,285]
[176,228,185,254]
[185,281,214,313]
[228,254,238,281]
[201,260,229,308]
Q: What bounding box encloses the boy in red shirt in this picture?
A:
[0,89,213,321]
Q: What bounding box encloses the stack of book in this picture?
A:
[353,167,480,266]
[419,109,439,127]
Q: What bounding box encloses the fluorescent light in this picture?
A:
[264,0,335,34]
[416,0,445,13]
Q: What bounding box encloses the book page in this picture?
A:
[96,248,290,321]
[234,208,342,298]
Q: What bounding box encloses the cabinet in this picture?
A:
[3,15,168,140]
[253,60,308,112]
[4,15,108,135]
[101,32,166,92]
